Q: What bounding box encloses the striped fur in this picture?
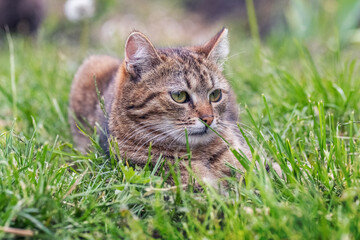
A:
[69,28,252,188]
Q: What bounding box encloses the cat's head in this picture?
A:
[117,28,238,146]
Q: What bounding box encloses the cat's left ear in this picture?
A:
[124,31,161,79]
[197,27,229,66]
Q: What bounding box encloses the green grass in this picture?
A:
[1,5,360,239]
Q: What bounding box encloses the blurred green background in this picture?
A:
[40,0,360,46]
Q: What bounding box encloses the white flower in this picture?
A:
[64,0,95,22]
[243,207,254,215]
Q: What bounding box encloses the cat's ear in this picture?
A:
[198,28,229,66]
[124,31,161,79]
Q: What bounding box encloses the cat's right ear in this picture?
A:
[124,31,161,79]
[196,28,229,67]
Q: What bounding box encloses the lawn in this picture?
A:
[1,1,360,239]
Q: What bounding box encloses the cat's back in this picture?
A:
[69,55,121,151]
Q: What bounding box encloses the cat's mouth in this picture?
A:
[172,120,217,146]
[189,128,208,136]
[174,125,216,146]
[188,127,209,136]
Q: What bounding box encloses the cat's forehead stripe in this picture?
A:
[161,47,224,91]
[184,75,192,89]
[179,53,214,90]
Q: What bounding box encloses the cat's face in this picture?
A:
[119,28,237,146]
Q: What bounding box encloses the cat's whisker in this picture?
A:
[130,125,178,148]
[154,127,183,145]
[117,124,151,142]
[153,129,182,146]
[118,122,164,142]
[117,123,159,147]
[167,130,185,148]
[125,128,162,150]
[130,127,181,160]
[118,122,159,140]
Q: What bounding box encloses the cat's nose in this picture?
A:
[199,115,214,126]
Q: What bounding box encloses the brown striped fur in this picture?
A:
[69,28,252,189]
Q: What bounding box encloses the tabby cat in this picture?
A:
[69,28,252,188]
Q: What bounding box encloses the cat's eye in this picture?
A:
[171,91,189,103]
[209,89,222,102]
